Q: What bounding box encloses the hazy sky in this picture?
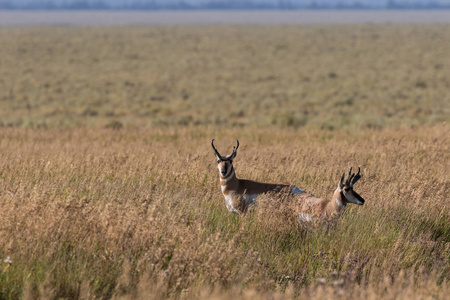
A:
[4,0,450,8]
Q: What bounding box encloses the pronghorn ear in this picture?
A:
[229,139,239,161]
[229,151,237,160]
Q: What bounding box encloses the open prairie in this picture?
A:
[1,25,449,129]
[0,25,449,299]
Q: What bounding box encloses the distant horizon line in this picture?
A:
[3,9,450,26]
[1,7,450,11]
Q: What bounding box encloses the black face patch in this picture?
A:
[353,191,365,204]
[341,190,365,205]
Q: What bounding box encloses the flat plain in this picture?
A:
[0,24,449,299]
[1,25,449,129]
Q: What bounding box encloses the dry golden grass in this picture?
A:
[0,24,449,299]
[0,25,449,129]
[0,126,448,299]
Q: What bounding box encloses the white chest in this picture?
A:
[221,185,258,214]
[222,191,240,214]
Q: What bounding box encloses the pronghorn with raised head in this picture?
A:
[212,139,305,215]
[296,167,365,222]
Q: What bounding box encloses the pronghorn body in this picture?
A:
[295,168,365,222]
[212,139,304,215]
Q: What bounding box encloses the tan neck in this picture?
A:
[329,187,347,213]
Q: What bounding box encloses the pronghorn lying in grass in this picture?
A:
[296,167,365,222]
[212,139,304,214]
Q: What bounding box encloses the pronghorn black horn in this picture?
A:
[345,167,353,186]
[211,139,225,160]
[233,139,239,153]
[351,167,362,186]
[340,172,345,188]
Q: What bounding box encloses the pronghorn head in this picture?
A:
[338,167,365,206]
[211,139,239,178]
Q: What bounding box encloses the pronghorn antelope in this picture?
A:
[296,167,365,222]
[211,139,305,214]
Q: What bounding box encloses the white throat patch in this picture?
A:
[220,169,235,182]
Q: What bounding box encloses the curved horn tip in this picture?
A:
[211,139,224,159]
[339,174,344,188]
[211,139,217,150]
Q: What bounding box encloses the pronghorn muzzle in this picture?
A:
[349,190,365,205]
[220,164,229,176]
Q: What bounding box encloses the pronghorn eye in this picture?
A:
[344,187,351,192]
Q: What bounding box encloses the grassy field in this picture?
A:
[0,127,448,299]
[1,25,449,129]
[0,25,449,299]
